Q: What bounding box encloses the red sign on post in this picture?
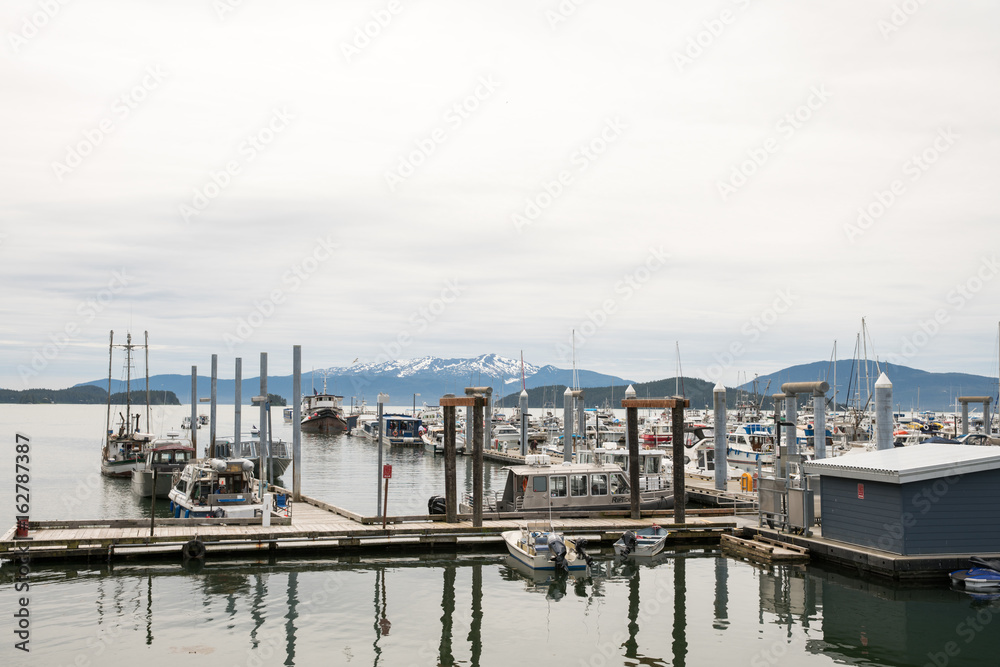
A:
[858,483,864,499]
[383,464,392,479]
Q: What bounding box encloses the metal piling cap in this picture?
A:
[875,372,892,388]
[624,384,636,398]
[713,381,726,394]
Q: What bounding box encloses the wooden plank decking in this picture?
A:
[0,492,737,563]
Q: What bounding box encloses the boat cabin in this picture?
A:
[167,458,261,519]
[382,414,422,444]
[494,459,633,512]
[577,446,669,491]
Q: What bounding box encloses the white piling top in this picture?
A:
[624,384,636,398]
[520,389,528,398]
[875,372,892,388]
[713,381,726,394]
[564,387,573,395]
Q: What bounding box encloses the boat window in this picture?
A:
[550,476,567,498]
[570,474,588,496]
[532,476,547,493]
[611,473,629,495]
[590,474,608,496]
[644,457,659,474]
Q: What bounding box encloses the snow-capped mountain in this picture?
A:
[321,354,540,384]
[76,354,635,404]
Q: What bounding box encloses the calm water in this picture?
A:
[2,405,999,666]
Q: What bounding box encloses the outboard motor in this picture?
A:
[619,531,638,559]
[548,535,569,571]
[428,495,446,515]
[575,538,594,567]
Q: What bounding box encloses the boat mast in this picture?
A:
[125,332,133,436]
[144,330,150,432]
[105,330,114,448]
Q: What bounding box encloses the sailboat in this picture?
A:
[100,331,155,477]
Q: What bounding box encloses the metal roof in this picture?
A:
[802,444,1000,484]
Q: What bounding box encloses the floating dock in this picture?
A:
[0,487,737,564]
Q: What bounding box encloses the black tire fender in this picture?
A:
[182,539,206,560]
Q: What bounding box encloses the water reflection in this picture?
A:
[18,552,1000,667]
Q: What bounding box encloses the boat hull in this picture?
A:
[130,470,175,498]
[501,530,587,571]
[300,413,348,434]
[613,526,669,558]
[101,458,142,478]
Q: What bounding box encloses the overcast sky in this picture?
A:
[2,1,999,390]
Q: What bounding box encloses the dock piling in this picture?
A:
[292,345,301,501]
[671,401,685,524]
[443,398,457,522]
[519,389,528,455]
[625,385,639,520]
[472,395,484,527]
[190,366,197,457]
[234,358,242,454]
[713,382,727,490]
[563,387,573,461]
[813,388,827,459]
[875,373,893,450]
[209,354,217,458]
[377,393,387,517]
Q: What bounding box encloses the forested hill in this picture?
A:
[0,386,180,405]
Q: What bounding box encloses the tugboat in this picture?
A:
[300,373,353,434]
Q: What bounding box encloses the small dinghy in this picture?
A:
[502,523,593,572]
[950,557,1000,591]
[614,525,670,558]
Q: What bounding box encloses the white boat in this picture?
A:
[577,446,670,491]
[613,525,670,558]
[167,458,263,519]
[214,434,291,478]
[421,425,466,455]
[100,330,156,477]
[501,524,592,571]
[727,425,776,469]
[180,416,201,430]
[461,456,673,514]
[130,434,194,498]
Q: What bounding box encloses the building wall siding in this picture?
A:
[820,477,903,553]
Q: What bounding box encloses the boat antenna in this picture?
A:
[521,350,526,392]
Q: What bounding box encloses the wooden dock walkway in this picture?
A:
[0,491,737,564]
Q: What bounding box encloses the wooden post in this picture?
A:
[443,404,457,523]
[627,405,640,520]
[472,396,484,528]
[149,468,157,537]
[672,404,686,524]
[382,476,389,530]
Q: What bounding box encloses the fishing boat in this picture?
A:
[214,434,292,478]
[421,424,466,455]
[180,416,200,430]
[301,391,351,434]
[167,458,262,519]
[950,557,1000,591]
[382,414,422,445]
[614,525,670,558]
[461,455,673,514]
[130,435,195,498]
[726,424,776,469]
[100,331,156,477]
[501,523,593,571]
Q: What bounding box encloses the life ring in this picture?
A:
[392,429,399,437]
[522,477,528,492]
[181,539,206,560]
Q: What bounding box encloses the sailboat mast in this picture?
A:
[105,330,114,447]
[125,332,133,435]
[144,331,150,432]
